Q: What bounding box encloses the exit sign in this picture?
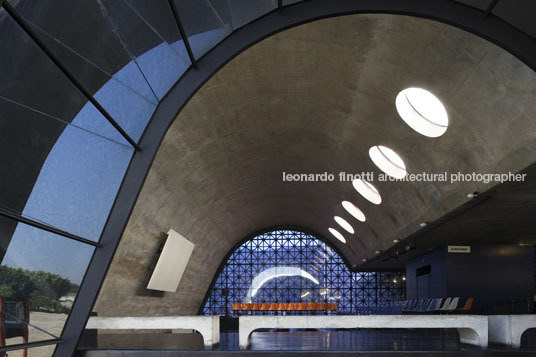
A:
[448,245,471,253]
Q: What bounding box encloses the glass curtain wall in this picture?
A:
[0,0,305,354]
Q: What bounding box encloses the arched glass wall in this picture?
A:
[202,229,405,316]
[0,0,298,353]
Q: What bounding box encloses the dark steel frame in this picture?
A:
[1,0,141,151]
[0,207,102,247]
[0,0,526,355]
[0,339,63,353]
[168,0,198,68]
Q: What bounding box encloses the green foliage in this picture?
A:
[0,265,79,312]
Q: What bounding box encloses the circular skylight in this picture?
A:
[342,201,366,222]
[395,88,448,137]
[334,216,354,234]
[369,145,407,179]
[352,179,382,204]
[328,228,346,244]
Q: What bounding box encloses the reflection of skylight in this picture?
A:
[328,228,346,244]
[334,216,354,234]
[316,250,329,261]
[246,266,319,302]
[342,201,366,222]
[352,179,382,205]
[396,88,448,137]
[369,145,407,179]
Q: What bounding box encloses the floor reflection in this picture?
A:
[221,329,471,351]
[77,328,536,352]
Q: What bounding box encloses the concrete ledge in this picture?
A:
[238,315,488,349]
[86,316,219,348]
[489,315,536,348]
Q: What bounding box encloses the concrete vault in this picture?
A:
[95,14,536,316]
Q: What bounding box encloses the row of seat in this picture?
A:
[231,303,337,311]
[404,297,473,314]
[358,297,473,315]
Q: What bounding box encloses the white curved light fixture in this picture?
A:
[369,145,407,179]
[342,201,366,222]
[328,228,346,244]
[334,216,354,234]
[352,179,382,204]
[246,266,319,302]
[395,87,448,137]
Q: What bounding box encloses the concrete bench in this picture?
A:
[86,316,219,349]
[488,314,536,348]
[238,315,488,349]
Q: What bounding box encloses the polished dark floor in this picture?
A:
[78,328,536,354]
[225,329,470,351]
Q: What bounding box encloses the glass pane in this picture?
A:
[492,0,536,39]
[2,343,60,357]
[0,97,133,241]
[0,216,95,347]
[11,0,158,104]
[100,0,191,99]
[452,0,493,11]
[33,25,158,142]
[10,1,159,142]
[124,0,192,96]
[227,0,277,29]
[283,0,304,4]
[173,0,233,59]
[0,10,132,145]
[125,0,183,45]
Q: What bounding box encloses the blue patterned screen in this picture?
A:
[202,229,405,316]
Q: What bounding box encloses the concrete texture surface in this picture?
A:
[238,315,488,349]
[86,316,219,348]
[488,315,536,348]
[94,14,536,317]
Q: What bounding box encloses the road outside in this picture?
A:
[5,312,67,357]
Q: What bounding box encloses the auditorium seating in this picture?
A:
[231,302,337,314]
[231,297,473,315]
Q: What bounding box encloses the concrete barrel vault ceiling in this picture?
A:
[94,14,536,316]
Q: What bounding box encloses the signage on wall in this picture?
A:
[147,229,195,292]
[447,245,471,253]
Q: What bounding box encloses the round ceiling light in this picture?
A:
[341,201,366,222]
[352,179,382,204]
[395,87,448,137]
[328,228,346,244]
[334,216,354,234]
[369,145,407,179]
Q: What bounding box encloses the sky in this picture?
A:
[1,28,224,285]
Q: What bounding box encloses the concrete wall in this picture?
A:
[94,14,536,317]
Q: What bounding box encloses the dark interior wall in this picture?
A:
[406,245,534,314]
[446,245,534,314]
[405,247,447,300]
